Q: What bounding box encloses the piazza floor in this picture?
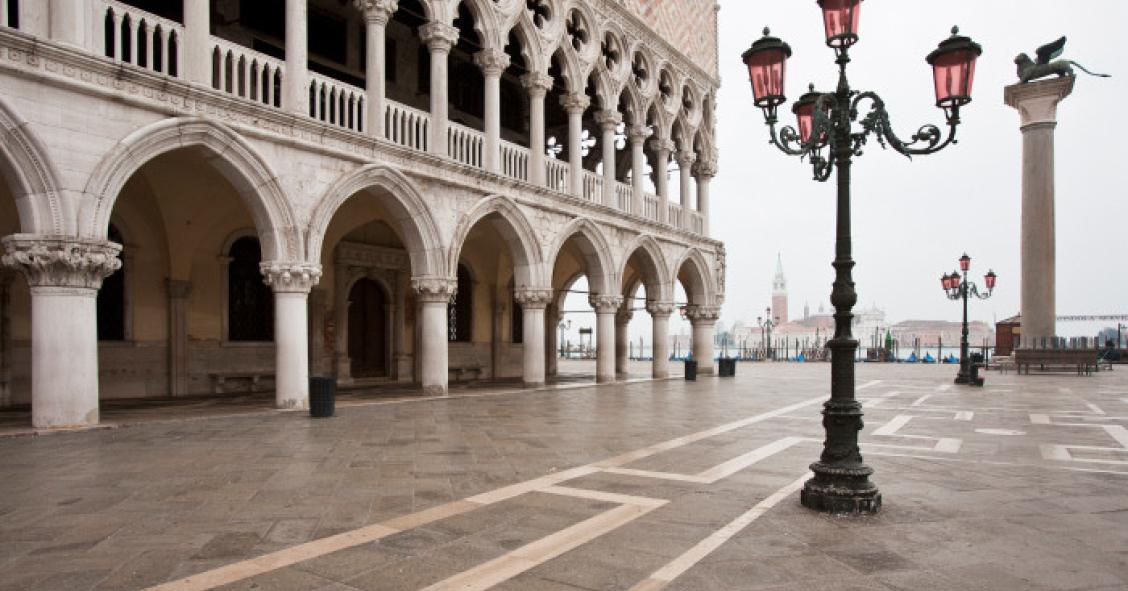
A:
[1,363,1126,591]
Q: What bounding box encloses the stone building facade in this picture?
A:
[0,0,724,428]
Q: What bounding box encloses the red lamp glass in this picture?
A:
[941,274,951,291]
[817,0,862,49]
[926,27,983,109]
[959,253,971,272]
[985,270,997,290]
[742,28,793,113]
[950,271,961,289]
[791,84,826,144]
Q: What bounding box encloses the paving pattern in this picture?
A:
[1,364,1126,590]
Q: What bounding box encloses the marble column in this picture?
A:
[392,269,409,381]
[677,150,697,231]
[48,0,85,48]
[647,301,674,379]
[545,304,560,378]
[262,263,321,410]
[523,73,553,187]
[412,277,455,395]
[420,22,458,157]
[650,138,674,225]
[182,0,211,84]
[596,110,622,207]
[474,48,509,174]
[590,295,622,383]
[515,288,552,388]
[285,0,309,115]
[561,94,590,197]
[167,279,192,397]
[334,267,354,384]
[694,157,717,236]
[1005,77,1074,347]
[356,0,398,137]
[0,273,11,408]
[686,305,720,376]
[2,236,121,429]
[16,0,48,37]
[628,125,650,216]
[615,306,632,378]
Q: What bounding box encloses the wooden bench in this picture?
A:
[1014,350,1098,376]
[209,372,274,394]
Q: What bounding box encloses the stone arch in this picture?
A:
[672,247,717,306]
[546,217,614,294]
[550,44,584,95]
[619,234,672,303]
[0,96,67,235]
[308,164,444,278]
[447,195,545,288]
[503,12,548,75]
[81,117,299,262]
[451,0,501,51]
[619,83,647,126]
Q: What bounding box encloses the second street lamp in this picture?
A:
[742,1,982,514]
[942,254,996,386]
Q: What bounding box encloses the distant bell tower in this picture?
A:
[772,253,788,324]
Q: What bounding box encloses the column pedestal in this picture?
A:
[262,263,322,410]
[413,277,455,395]
[590,295,623,383]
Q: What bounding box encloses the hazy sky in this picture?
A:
[712,1,1126,332]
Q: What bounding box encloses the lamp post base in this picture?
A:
[801,463,882,514]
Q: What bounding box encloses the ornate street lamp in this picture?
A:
[943,254,996,385]
[742,4,981,514]
[757,307,779,360]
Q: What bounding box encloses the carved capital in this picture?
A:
[626,125,651,145]
[412,276,457,303]
[353,0,398,24]
[649,138,676,155]
[589,294,624,314]
[420,22,459,53]
[1004,76,1075,128]
[675,150,697,168]
[261,262,322,294]
[1,235,121,290]
[615,307,634,325]
[685,304,721,324]
[594,110,623,130]
[646,301,676,318]
[167,279,192,299]
[559,93,590,114]
[693,156,718,178]
[473,48,510,77]
[521,72,554,96]
[513,287,554,309]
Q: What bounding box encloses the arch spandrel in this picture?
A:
[447,195,546,289]
[0,97,67,236]
[545,217,615,295]
[671,246,719,307]
[618,234,672,303]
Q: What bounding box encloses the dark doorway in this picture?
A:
[348,278,388,377]
[97,224,126,341]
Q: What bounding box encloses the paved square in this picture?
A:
[2,364,1127,590]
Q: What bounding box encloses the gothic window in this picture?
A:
[97,224,126,341]
[228,236,273,341]
[448,264,473,342]
[566,10,589,52]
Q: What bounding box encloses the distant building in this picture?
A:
[772,254,789,324]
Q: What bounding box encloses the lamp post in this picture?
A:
[741,0,982,515]
[942,254,996,385]
[757,307,778,360]
[558,319,572,359]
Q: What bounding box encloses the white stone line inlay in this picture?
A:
[1040,425,1128,465]
[602,437,806,484]
[869,415,963,453]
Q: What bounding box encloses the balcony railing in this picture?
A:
[668,203,684,229]
[500,140,529,182]
[212,37,283,108]
[615,183,633,213]
[545,158,568,193]
[95,0,182,77]
[309,72,364,133]
[643,194,658,221]
[447,122,483,168]
[689,211,704,234]
[384,102,429,152]
[581,171,602,203]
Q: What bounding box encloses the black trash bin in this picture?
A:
[684,359,698,381]
[310,377,336,418]
[718,358,737,377]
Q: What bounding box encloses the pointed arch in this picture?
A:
[546,217,614,294]
[619,234,672,303]
[447,195,545,287]
[308,164,444,278]
[0,96,67,235]
[672,247,718,306]
[503,13,548,75]
[81,117,299,261]
[550,44,584,95]
[451,0,502,51]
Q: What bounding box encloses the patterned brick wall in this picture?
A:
[621,0,719,77]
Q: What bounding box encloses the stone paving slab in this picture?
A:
[0,363,1126,590]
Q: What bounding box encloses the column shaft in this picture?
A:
[647,303,674,379]
[596,311,616,383]
[692,321,716,376]
[363,15,390,137]
[413,277,455,395]
[167,280,191,396]
[596,111,621,207]
[628,126,649,216]
[285,0,309,115]
[522,306,546,387]
[484,72,502,171]
[48,0,85,48]
[523,74,551,187]
[678,152,696,230]
[273,291,310,409]
[182,0,211,84]
[421,23,457,157]
[615,316,630,377]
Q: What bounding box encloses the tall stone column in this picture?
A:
[2,236,121,429]
[412,277,455,395]
[262,263,321,410]
[615,306,632,378]
[392,270,409,381]
[694,157,717,236]
[650,138,674,225]
[285,0,309,115]
[1005,77,1074,346]
[48,0,86,48]
[167,279,192,397]
[334,267,353,384]
[561,94,590,197]
[545,303,560,377]
[515,288,552,388]
[182,0,211,84]
[17,0,48,38]
[677,150,697,231]
[590,295,622,383]
[647,301,674,379]
[356,0,398,137]
[474,48,509,174]
[628,125,650,216]
[420,23,458,157]
[523,73,553,187]
[596,110,622,207]
[686,305,720,376]
[0,272,11,408]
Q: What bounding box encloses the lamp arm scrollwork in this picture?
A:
[850,92,958,158]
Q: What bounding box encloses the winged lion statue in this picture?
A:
[1015,37,1110,84]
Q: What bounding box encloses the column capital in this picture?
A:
[474,48,510,77]
[1004,77,1075,128]
[354,0,399,24]
[649,137,676,154]
[615,306,634,325]
[627,125,651,145]
[589,294,624,314]
[521,73,554,97]
[1,235,121,289]
[685,304,721,324]
[595,110,623,131]
[693,156,718,178]
[420,22,459,53]
[262,262,322,293]
[560,93,591,114]
[514,287,554,309]
[645,301,676,318]
[676,150,697,168]
[412,276,457,303]
[166,279,192,299]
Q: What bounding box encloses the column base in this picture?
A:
[422,384,447,396]
[801,463,882,514]
[523,381,545,389]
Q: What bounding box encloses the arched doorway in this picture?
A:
[347,278,389,378]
